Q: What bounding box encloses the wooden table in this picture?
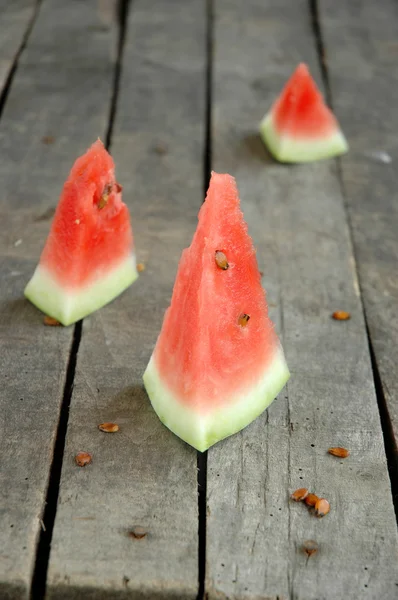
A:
[1,1,398,598]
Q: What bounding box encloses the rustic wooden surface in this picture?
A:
[0,0,37,96]
[206,0,398,598]
[0,0,118,598]
[0,0,397,599]
[320,0,398,455]
[46,0,206,598]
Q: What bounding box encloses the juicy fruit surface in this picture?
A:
[153,172,283,412]
[40,139,134,288]
[271,63,340,139]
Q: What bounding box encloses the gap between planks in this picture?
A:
[197,1,214,598]
[309,0,398,521]
[30,1,131,597]
[0,0,42,120]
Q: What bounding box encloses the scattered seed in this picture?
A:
[137,263,145,272]
[328,447,350,458]
[75,219,80,225]
[98,422,119,433]
[332,310,351,321]
[315,498,330,517]
[259,271,264,277]
[98,183,113,209]
[215,250,229,270]
[115,182,123,193]
[75,452,92,467]
[238,313,250,327]
[304,493,319,508]
[291,488,309,502]
[153,142,168,155]
[42,135,55,145]
[43,316,61,326]
[129,526,147,539]
[303,539,318,558]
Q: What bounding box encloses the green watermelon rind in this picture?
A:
[260,114,349,163]
[24,255,138,326]
[143,346,290,452]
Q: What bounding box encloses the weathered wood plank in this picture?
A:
[0,0,37,97]
[319,0,398,455]
[46,0,206,597]
[206,1,398,598]
[0,1,118,598]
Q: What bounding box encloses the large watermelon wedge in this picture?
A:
[143,172,290,452]
[25,140,138,326]
[260,63,348,163]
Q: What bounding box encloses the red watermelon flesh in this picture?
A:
[260,63,348,162]
[25,140,137,325]
[143,172,290,451]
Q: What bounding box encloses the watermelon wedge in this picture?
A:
[260,63,348,163]
[25,140,138,326]
[143,172,290,452]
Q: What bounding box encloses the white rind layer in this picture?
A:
[143,346,290,452]
[260,113,348,163]
[24,255,138,326]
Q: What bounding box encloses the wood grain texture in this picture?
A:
[319,0,398,449]
[46,0,206,597]
[206,1,398,598]
[0,1,118,597]
[0,0,37,97]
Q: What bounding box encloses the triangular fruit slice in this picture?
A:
[260,63,348,163]
[143,172,290,452]
[25,140,138,326]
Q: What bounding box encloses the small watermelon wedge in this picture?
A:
[25,140,138,326]
[260,63,348,163]
[143,172,290,452]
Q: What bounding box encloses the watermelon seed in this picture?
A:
[238,313,250,327]
[75,452,92,467]
[304,493,319,508]
[98,422,119,433]
[41,135,55,145]
[303,540,318,562]
[328,446,349,458]
[314,498,330,518]
[43,316,61,326]
[129,526,147,540]
[332,310,351,321]
[137,263,146,273]
[115,183,123,193]
[215,250,229,270]
[291,488,309,502]
[98,183,113,209]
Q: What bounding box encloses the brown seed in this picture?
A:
[42,135,55,145]
[304,493,319,507]
[315,498,330,517]
[328,447,350,459]
[98,184,113,209]
[291,488,309,502]
[137,263,145,272]
[238,313,250,327]
[332,310,351,321]
[43,316,61,326]
[153,142,168,155]
[75,452,92,467]
[98,422,119,433]
[303,539,318,558]
[115,182,123,193]
[215,250,229,270]
[129,526,147,540]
